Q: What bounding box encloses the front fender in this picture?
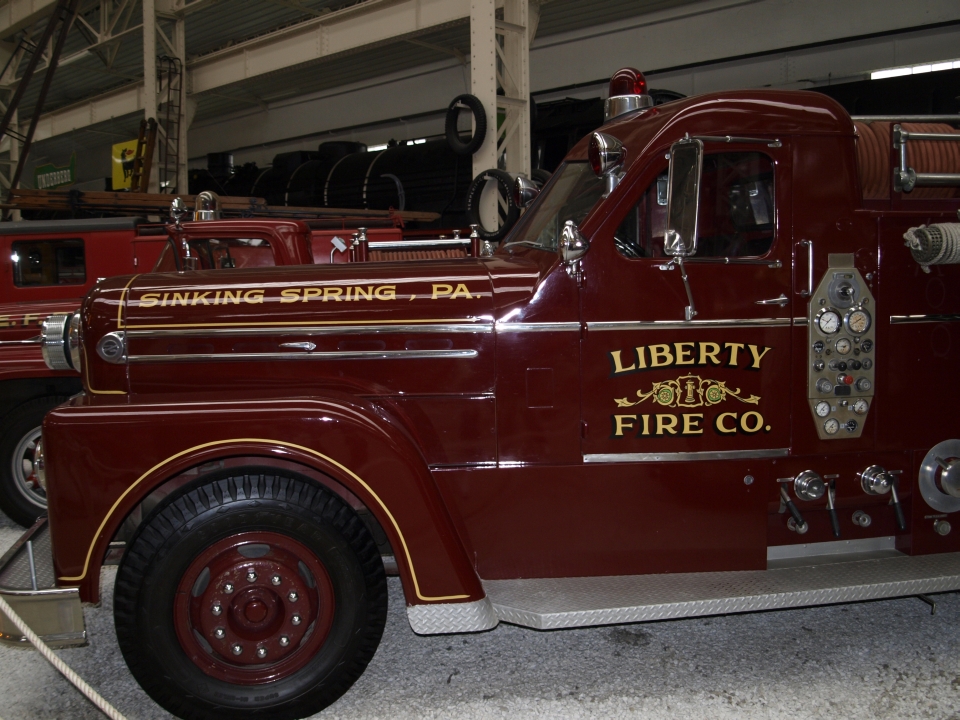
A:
[44,391,484,609]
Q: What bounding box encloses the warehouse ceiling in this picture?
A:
[2,0,703,135]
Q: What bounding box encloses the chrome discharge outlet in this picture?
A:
[794,470,826,501]
[859,465,906,530]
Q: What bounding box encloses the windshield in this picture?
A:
[153,237,275,272]
[504,161,604,251]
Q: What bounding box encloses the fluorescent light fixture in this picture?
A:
[872,59,960,80]
[367,144,388,152]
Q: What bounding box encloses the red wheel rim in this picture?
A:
[174,531,335,684]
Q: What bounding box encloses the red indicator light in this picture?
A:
[843,375,854,385]
[608,67,647,98]
[588,135,602,176]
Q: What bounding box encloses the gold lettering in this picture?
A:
[715,412,737,434]
[450,283,474,300]
[740,411,764,433]
[214,291,221,305]
[635,346,647,369]
[345,286,352,301]
[192,292,211,306]
[302,288,322,302]
[21,314,41,326]
[725,342,745,367]
[161,292,170,306]
[0,316,12,327]
[432,283,453,299]
[280,288,300,303]
[354,285,372,301]
[613,415,636,437]
[323,287,343,301]
[610,350,636,374]
[640,414,651,436]
[674,342,695,365]
[244,289,264,304]
[698,342,721,365]
[656,414,678,435]
[139,293,160,309]
[683,413,704,435]
[748,345,771,369]
[223,290,242,305]
[172,292,190,307]
[376,285,396,300]
[649,344,674,368]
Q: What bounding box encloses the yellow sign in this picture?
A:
[111,139,138,190]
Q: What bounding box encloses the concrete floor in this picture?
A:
[0,510,959,720]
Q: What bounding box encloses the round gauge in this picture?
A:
[862,358,873,370]
[835,338,852,355]
[846,308,871,335]
[815,401,831,417]
[817,310,841,335]
[812,341,825,353]
[853,399,869,415]
[824,418,840,435]
[861,339,873,352]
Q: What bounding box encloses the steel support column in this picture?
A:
[470,0,498,229]
[142,0,158,192]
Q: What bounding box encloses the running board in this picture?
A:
[481,551,960,630]
[0,518,86,647]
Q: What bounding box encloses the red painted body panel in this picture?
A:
[38,89,960,608]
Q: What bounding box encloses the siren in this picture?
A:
[604,67,654,122]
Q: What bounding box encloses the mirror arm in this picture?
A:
[677,256,697,321]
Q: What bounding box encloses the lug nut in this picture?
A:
[257,647,267,658]
[224,582,234,594]
[211,602,222,616]
[291,614,302,626]
[288,591,298,602]
[279,635,290,647]
[246,570,258,582]
[271,575,281,586]
[232,643,243,655]
[214,627,225,639]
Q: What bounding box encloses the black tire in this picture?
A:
[114,470,387,720]
[466,168,521,242]
[0,396,66,527]
[445,94,487,156]
[531,168,552,188]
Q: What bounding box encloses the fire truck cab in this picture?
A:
[6,69,960,720]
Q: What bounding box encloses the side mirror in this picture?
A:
[664,138,703,257]
[560,220,589,264]
[514,175,540,208]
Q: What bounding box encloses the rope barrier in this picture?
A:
[0,594,127,720]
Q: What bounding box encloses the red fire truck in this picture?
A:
[0,206,464,527]
[5,68,960,720]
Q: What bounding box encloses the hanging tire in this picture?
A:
[0,396,67,527]
[445,94,487,156]
[466,168,521,242]
[114,469,388,720]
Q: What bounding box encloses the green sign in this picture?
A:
[34,152,76,190]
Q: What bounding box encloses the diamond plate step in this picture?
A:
[482,552,960,630]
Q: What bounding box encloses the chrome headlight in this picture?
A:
[41,312,81,372]
[34,437,46,491]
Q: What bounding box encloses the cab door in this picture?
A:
[580,143,794,462]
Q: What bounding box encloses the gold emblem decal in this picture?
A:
[615,374,760,409]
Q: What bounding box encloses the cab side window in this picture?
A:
[11,239,85,286]
[615,151,775,259]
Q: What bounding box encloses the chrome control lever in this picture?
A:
[778,481,808,534]
[824,474,840,538]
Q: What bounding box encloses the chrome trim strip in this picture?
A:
[0,336,42,346]
[586,319,790,331]
[127,349,479,363]
[793,317,808,326]
[767,536,896,562]
[890,314,960,325]
[126,323,494,339]
[583,448,790,463]
[495,322,580,333]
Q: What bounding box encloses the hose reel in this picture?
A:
[903,220,960,273]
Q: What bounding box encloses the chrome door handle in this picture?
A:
[755,294,789,306]
[799,239,813,297]
[279,342,316,352]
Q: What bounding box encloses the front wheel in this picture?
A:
[114,470,387,720]
[0,396,68,527]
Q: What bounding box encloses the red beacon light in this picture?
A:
[604,67,654,122]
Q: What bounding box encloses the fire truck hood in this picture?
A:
[110,256,542,330]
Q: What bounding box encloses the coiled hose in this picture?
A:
[904,222,960,273]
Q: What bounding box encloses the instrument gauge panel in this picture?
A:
[845,308,871,335]
[816,309,841,335]
[815,401,831,417]
[835,337,851,355]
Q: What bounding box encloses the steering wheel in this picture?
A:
[614,233,646,259]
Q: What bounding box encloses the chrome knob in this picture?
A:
[852,510,872,527]
[860,465,893,495]
[794,470,825,501]
[934,519,952,536]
